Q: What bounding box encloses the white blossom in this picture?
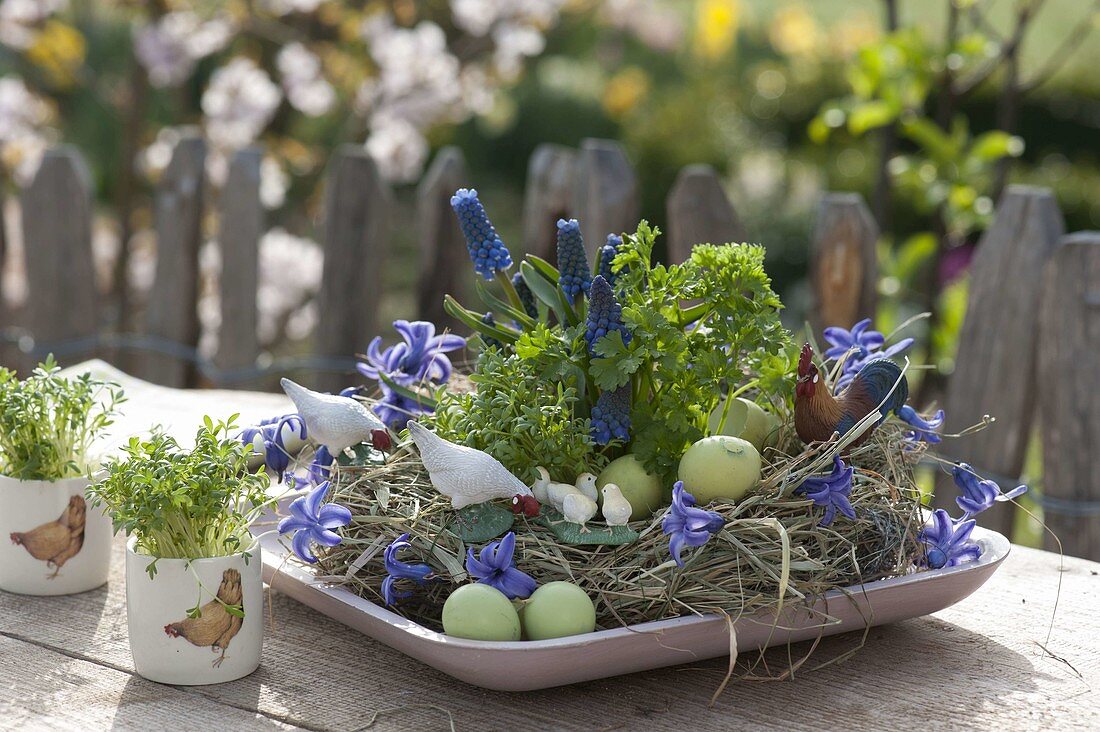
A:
[365,115,429,183]
[451,0,562,37]
[257,228,323,344]
[202,57,282,151]
[262,0,322,16]
[259,155,288,209]
[276,42,335,117]
[0,75,52,184]
[0,0,66,50]
[133,12,234,88]
[600,0,683,51]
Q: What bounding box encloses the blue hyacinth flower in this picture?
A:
[952,463,1027,519]
[382,533,433,606]
[585,275,631,357]
[794,455,856,527]
[277,481,352,563]
[825,318,915,393]
[918,509,982,569]
[662,482,725,567]
[590,385,631,445]
[556,218,591,304]
[597,234,624,287]
[450,188,513,280]
[512,272,538,319]
[465,531,537,599]
[898,405,945,445]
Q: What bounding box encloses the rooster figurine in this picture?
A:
[794,343,908,447]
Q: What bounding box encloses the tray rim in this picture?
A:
[256,513,1011,652]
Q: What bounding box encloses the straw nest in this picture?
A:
[312,418,926,633]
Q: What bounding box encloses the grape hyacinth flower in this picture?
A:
[952,463,1027,519]
[824,318,914,393]
[918,509,982,569]
[465,531,537,599]
[662,482,726,567]
[512,272,538,319]
[585,275,632,356]
[358,320,466,388]
[590,385,631,445]
[898,405,945,445]
[277,481,352,563]
[481,312,504,350]
[794,455,856,527]
[556,218,591,304]
[597,234,624,287]
[450,188,513,279]
[381,533,433,606]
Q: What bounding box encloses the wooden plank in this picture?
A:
[0,636,302,730]
[416,146,468,331]
[1036,232,1100,560]
[214,147,263,384]
[315,146,391,393]
[809,192,878,334]
[19,147,98,370]
[1,530,1096,731]
[140,135,206,387]
[522,144,577,261]
[666,164,746,264]
[940,186,1065,535]
[571,138,639,256]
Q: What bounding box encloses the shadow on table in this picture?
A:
[111,673,288,730]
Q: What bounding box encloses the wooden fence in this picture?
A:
[0,136,1096,558]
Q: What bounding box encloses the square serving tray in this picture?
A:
[252,500,1010,691]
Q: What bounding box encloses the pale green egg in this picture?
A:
[442,584,522,641]
[520,582,597,640]
[708,397,780,452]
[596,454,665,521]
[677,435,761,504]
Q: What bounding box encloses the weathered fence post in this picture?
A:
[140,135,206,387]
[666,164,745,264]
[214,147,263,385]
[522,144,576,261]
[572,139,639,256]
[1036,232,1100,559]
[315,145,390,393]
[416,147,468,332]
[940,186,1065,536]
[20,147,98,371]
[809,193,878,334]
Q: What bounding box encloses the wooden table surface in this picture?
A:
[2,363,1098,731]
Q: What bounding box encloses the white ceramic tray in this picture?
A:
[253,505,1010,691]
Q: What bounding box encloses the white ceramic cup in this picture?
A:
[0,473,112,596]
[125,537,263,685]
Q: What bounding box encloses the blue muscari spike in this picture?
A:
[585,275,631,356]
[597,234,623,286]
[591,385,631,445]
[450,188,513,280]
[556,218,591,304]
[512,272,538,319]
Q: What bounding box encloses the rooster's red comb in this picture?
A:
[798,343,814,376]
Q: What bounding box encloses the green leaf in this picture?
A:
[520,261,576,325]
[377,371,439,412]
[223,603,246,619]
[475,278,537,329]
[443,296,520,344]
[525,255,561,283]
[447,502,515,543]
[968,131,1023,163]
[847,100,897,135]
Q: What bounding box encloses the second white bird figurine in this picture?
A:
[280,378,389,454]
[407,421,532,510]
[600,484,633,527]
[562,492,598,531]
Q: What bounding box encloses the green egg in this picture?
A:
[442,584,522,641]
[708,397,780,451]
[596,454,665,521]
[520,582,597,641]
[677,435,761,504]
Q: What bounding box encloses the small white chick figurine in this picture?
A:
[280,378,388,454]
[407,422,532,509]
[562,492,598,532]
[575,473,599,502]
[531,467,552,504]
[600,483,633,527]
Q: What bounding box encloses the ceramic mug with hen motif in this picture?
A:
[0,474,112,595]
[125,537,264,685]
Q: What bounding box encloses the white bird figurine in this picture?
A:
[531,467,553,504]
[575,473,599,502]
[600,484,633,527]
[280,378,389,454]
[562,493,598,532]
[407,421,532,510]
